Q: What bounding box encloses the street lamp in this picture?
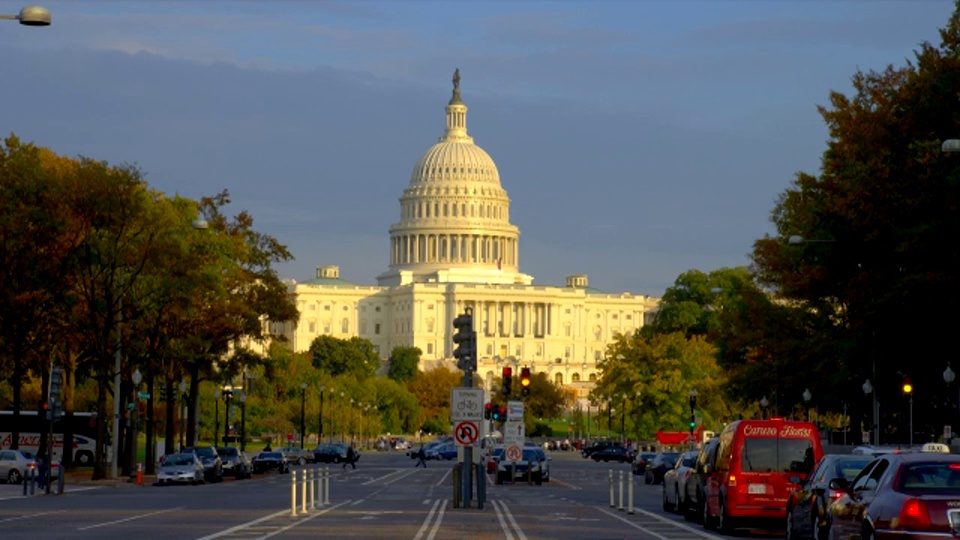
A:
[214,389,221,446]
[802,388,812,422]
[760,396,769,420]
[318,385,326,445]
[300,382,307,449]
[130,369,142,475]
[0,5,51,25]
[863,379,878,445]
[222,389,233,447]
[238,390,247,451]
[902,376,913,447]
[340,392,345,443]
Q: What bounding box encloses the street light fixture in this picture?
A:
[238,390,247,451]
[903,376,913,447]
[318,385,326,445]
[0,6,51,26]
[863,379,878,445]
[802,388,812,422]
[760,396,769,419]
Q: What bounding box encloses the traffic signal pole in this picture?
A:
[452,308,478,508]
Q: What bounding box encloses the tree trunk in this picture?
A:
[164,377,176,455]
[92,375,108,480]
[186,363,199,447]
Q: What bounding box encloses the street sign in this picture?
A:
[450,388,484,422]
[504,420,525,447]
[506,445,522,462]
[454,420,480,447]
[507,400,524,419]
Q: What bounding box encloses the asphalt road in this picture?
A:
[0,450,787,539]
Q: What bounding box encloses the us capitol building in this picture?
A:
[276,72,659,398]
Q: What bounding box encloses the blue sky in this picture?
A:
[1,0,954,296]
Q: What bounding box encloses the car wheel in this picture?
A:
[76,451,94,466]
[8,469,23,484]
[495,471,503,485]
[718,497,735,533]
[862,528,874,540]
[298,457,306,466]
[644,472,652,484]
[703,498,716,530]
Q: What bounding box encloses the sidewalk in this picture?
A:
[64,469,155,487]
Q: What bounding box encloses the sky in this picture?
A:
[1,0,955,297]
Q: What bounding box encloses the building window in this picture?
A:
[341,318,349,333]
[594,351,601,360]
[564,324,571,337]
[626,314,632,320]
[375,323,381,335]
[324,305,331,311]
[343,306,349,311]
[308,322,316,333]
[376,307,381,312]
[323,323,331,333]
[427,343,434,354]
[572,373,581,383]
[565,308,571,314]
[612,314,618,320]
[564,347,571,358]
[589,373,597,382]
[555,373,563,385]
[593,326,602,340]
[309,304,316,311]
[427,320,435,333]
[486,344,493,354]
[360,321,366,334]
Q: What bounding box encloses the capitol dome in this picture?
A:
[378,71,531,287]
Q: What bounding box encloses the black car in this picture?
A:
[645,451,680,485]
[252,451,289,474]
[785,454,871,540]
[581,440,616,459]
[683,437,720,522]
[183,446,223,482]
[591,445,635,463]
[216,447,251,479]
[632,451,658,475]
[313,443,348,463]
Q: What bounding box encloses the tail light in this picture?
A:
[898,498,931,528]
[728,474,737,487]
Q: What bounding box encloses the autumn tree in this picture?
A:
[387,346,421,383]
[406,365,462,435]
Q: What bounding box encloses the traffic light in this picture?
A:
[502,367,512,396]
[452,310,477,372]
[49,366,63,421]
[484,402,493,420]
[160,385,168,402]
[903,376,913,395]
[520,367,531,397]
[491,406,501,422]
[500,406,508,422]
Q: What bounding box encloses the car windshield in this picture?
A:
[259,452,282,460]
[831,457,872,481]
[163,454,194,466]
[217,448,238,457]
[522,449,540,461]
[492,448,505,458]
[189,447,216,458]
[899,463,960,491]
[681,452,699,467]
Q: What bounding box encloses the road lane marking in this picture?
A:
[196,500,352,540]
[493,499,528,540]
[595,506,723,539]
[362,468,416,486]
[491,500,515,540]
[0,510,64,523]
[425,499,447,540]
[413,498,444,540]
[258,501,350,539]
[433,467,453,487]
[77,507,182,531]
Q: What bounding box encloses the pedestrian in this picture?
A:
[343,445,357,469]
[415,445,427,468]
[36,453,47,489]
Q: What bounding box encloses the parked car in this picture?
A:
[645,451,680,485]
[278,445,313,465]
[827,451,960,539]
[251,451,290,474]
[591,444,635,463]
[314,443,348,463]
[682,437,721,523]
[216,447,252,479]
[785,454,872,540]
[662,450,699,513]
[495,448,546,485]
[156,453,205,485]
[0,450,38,484]
[486,446,505,473]
[632,451,658,476]
[182,446,223,483]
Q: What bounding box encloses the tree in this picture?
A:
[309,335,379,379]
[518,371,567,435]
[387,346,421,382]
[406,365,461,434]
[751,3,960,438]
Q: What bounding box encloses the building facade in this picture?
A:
[278,74,659,398]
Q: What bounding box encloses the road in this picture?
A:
[0,450,786,539]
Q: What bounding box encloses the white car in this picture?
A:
[661,450,699,513]
[156,453,205,485]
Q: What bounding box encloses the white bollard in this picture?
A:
[291,470,298,517]
[324,467,330,505]
[628,473,635,514]
[311,468,317,509]
[609,470,615,507]
[302,467,308,514]
[618,470,624,511]
[307,468,314,511]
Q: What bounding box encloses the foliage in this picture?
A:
[405,365,461,433]
[309,335,379,379]
[387,346,421,383]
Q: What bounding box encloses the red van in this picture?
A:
[702,419,822,532]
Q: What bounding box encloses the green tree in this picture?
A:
[309,335,379,378]
[387,346,421,383]
[406,365,461,434]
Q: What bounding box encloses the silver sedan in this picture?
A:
[156,453,205,485]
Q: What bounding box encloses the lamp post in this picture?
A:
[179,381,188,450]
[300,382,307,449]
[213,389,221,446]
[130,369,142,475]
[340,392,345,443]
[802,388,812,422]
[318,385,326,445]
[238,390,247,451]
[902,376,913,447]
[222,389,233,447]
[760,396,769,420]
[619,394,626,444]
[0,5,51,25]
[863,379,877,445]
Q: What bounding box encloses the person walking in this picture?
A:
[343,445,357,469]
[415,445,427,468]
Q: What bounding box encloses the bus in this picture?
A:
[0,410,105,466]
